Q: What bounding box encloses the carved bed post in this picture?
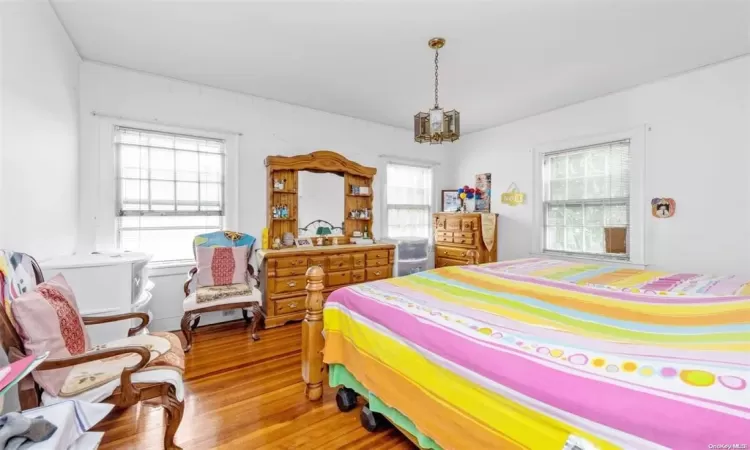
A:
[302,265,325,401]
[467,249,480,265]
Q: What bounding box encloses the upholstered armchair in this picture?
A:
[0,250,184,450]
[181,231,263,352]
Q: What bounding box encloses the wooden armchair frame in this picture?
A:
[181,259,263,353]
[0,254,184,450]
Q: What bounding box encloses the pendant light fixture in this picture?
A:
[414,37,460,144]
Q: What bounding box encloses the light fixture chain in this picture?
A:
[434,49,439,108]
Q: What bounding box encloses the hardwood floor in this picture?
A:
[95,321,415,449]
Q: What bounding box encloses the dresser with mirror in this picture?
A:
[259,151,395,328]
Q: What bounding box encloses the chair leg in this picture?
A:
[190,315,201,331]
[180,312,193,353]
[249,305,261,341]
[162,385,184,450]
[241,308,250,326]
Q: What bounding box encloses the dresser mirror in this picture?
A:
[297,170,345,237]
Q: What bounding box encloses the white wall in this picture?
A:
[0,1,80,259]
[455,56,750,275]
[78,61,454,331]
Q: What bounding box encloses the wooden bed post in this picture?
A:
[302,265,325,401]
[467,249,480,265]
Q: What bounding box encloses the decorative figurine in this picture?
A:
[272,237,281,250]
[316,236,324,246]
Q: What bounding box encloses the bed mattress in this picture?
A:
[322,258,750,450]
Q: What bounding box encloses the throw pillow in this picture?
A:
[196,246,248,287]
[11,274,91,395]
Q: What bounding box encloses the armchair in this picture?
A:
[0,250,185,449]
[181,231,263,352]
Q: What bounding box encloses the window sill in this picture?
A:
[148,260,195,277]
[530,252,646,269]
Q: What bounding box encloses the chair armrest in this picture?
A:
[247,264,260,289]
[184,267,198,296]
[36,346,151,403]
[82,312,150,337]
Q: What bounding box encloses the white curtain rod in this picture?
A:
[378,154,442,167]
[90,111,243,137]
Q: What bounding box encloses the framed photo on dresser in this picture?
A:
[442,190,460,212]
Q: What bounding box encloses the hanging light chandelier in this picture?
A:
[414,37,460,144]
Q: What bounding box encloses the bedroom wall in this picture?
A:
[0,1,80,259]
[78,61,455,331]
[454,56,750,275]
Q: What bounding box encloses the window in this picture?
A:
[542,139,631,259]
[115,126,225,263]
[385,163,433,239]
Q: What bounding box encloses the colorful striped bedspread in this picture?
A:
[322,258,750,450]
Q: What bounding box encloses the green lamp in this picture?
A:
[316,226,332,236]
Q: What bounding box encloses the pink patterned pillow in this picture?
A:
[196,246,248,287]
[11,274,91,395]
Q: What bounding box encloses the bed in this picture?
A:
[300,258,750,449]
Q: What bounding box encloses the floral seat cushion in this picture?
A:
[59,332,184,398]
[196,283,253,304]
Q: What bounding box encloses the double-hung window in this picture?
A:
[385,163,433,239]
[115,126,225,263]
[542,139,631,259]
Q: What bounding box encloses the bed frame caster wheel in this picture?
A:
[336,387,358,412]
[360,404,387,432]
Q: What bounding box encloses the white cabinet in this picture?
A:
[40,252,153,346]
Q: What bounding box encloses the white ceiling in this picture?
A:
[52,0,750,133]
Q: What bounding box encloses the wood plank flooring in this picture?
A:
[95,321,415,449]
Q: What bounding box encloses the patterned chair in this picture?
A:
[181,231,263,352]
[0,250,185,449]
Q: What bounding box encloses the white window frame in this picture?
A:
[381,157,438,242]
[531,127,646,266]
[93,118,239,268]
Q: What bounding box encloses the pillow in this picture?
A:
[11,274,91,395]
[196,246,248,287]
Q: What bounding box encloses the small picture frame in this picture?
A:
[295,237,314,248]
[442,190,460,212]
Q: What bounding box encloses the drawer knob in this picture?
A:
[443,251,448,255]
[288,302,297,309]
[288,281,297,287]
[375,271,381,276]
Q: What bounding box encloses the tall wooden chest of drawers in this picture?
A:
[258,244,395,328]
[433,212,498,268]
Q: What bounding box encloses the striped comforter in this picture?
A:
[322,258,750,450]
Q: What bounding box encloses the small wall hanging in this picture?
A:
[651,198,675,218]
[501,182,526,206]
[474,173,492,212]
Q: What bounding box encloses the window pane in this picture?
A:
[150,149,175,181]
[387,207,430,238]
[542,139,630,258]
[176,182,199,211]
[176,151,199,182]
[565,227,583,252]
[546,227,564,251]
[200,154,223,183]
[118,216,222,262]
[386,163,433,239]
[120,146,148,179]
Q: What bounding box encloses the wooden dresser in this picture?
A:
[433,212,498,267]
[259,244,394,328]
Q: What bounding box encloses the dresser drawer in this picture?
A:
[366,267,388,281]
[275,297,306,315]
[328,255,352,271]
[276,266,307,277]
[366,257,389,267]
[436,257,468,268]
[308,256,326,268]
[436,246,470,260]
[436,235,453,244]
[452,234,474,245]
[436,230,453,238]
[461,218,478,231]
[351,269,365,283]
[276,256,307,269]
[274,275,306,294]
[366,250,389,260]
[446,218,462,231]
[327,270,351,287]
[352,253,366,269]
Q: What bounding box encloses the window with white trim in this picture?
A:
[542,139,631,259]
[386,163,433,239]
[115,126,225,263]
